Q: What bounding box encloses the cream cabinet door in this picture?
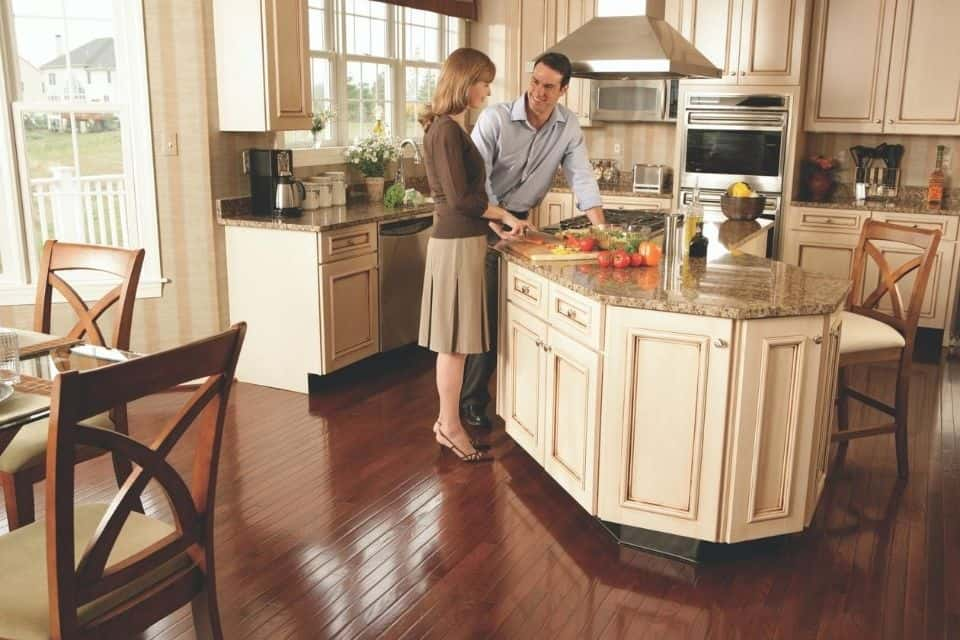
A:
[724,315,823,542]
[805,311,841,525]
[542,327,601,513]
[682,0,742,82]
[538,191,575,228]
[503,302,549,464]
[781,229,858,281]
[861,239,957,330]
[519,0,558,96]
[804,0,895,133]
[265,0,313,130]
[737,0,808,85]
[561,0,597,124]
[319,252,380,374]
[598,308,732,540]
[883,0,960,135]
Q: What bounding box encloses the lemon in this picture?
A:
[728,182,753,197]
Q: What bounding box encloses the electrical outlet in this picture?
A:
[613,143,622,155]
[161,132,179,156]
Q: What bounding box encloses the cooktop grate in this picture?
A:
[543,209,667,234]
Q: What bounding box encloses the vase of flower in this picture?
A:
[344,133,399,202]
[803,155,838,202]
[310,109,336,149]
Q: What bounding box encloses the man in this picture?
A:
[461,51,605,429]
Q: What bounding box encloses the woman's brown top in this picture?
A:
[423,115,489,239]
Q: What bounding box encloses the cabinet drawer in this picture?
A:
[547,283,603,351]
[601,195,667,211]
[787,207,869,234]
[506,262,548,318]
[871,211,959,242]
[318,223,378,262]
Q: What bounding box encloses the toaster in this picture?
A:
[632,164,672,194]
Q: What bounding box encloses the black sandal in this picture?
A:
[434,421,490,451]
[436,427,491,463]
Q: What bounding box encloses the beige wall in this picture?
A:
[0,0,268,353]
[806,133,958,188]
[583,123,677,171]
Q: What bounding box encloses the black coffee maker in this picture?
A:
[245,149,295,216]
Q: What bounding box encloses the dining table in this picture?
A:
[0,339,139,455]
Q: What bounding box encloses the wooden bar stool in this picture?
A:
[833,220,941,478]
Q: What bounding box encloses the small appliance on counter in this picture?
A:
[632,164,672,194]
[850,143,904,203]
[243,148,304,217]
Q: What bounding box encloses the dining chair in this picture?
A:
[0,240,145,529]
[833,220,941,478]
[0,323,245,640]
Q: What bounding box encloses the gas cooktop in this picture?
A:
[541,209,666,235]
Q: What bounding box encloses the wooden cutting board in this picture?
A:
[508,240,599,262]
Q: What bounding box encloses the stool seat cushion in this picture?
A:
[839,311,906,354]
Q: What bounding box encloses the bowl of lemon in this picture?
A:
[720,182,765,220]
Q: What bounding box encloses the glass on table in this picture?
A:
[0,328,21,386]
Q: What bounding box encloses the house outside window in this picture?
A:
[0,0,162,304]
[285,0,463,151]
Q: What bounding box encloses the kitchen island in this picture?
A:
[495,216,850,559]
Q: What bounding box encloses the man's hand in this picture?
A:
[503,212,536,237]
[586,206,605,225]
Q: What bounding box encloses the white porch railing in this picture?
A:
[28,169,128,247]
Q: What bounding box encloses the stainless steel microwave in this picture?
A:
[589,79,679,122]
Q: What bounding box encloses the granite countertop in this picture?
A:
[216,196,434,232]
[791,186,960,215]
[497,217,849,319]
[551,184,673,199]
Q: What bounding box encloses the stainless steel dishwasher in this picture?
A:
[379,213,434,351]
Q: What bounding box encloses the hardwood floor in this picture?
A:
[2,346,957,639]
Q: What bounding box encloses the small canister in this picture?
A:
[314,176,333,208]
[325,171,347,206]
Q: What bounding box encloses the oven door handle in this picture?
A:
[687,112,787,127]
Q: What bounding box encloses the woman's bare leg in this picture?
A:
[435,352,479,454]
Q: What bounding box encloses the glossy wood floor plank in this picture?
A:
[1,346,958,639]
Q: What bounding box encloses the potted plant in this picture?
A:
[310,108,336,148]
[344,134,399,202]
[801,155,839,202]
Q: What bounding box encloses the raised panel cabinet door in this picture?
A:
[861,240,956,330]
[540,191,574,227]
[598,308,732,540]
[781,230,858,281]
[562,0,597,121]
[804,0,895,133]
[884,0,960,134]
[724,315,823,542]
[542,327,602,513]
[738,0,808,85]
[665,0,691,32]
[519,0,553,96]
[265,0,313,130]
[683,0,742,82]
[319,252,380,374]
[503,302,549,464]
[805,311,841,525]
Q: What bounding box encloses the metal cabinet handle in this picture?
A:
[813,335,823,344]
[520,285,530,295]
[564,308,577,319]
[535,339,542,347]
[728,71,737,77]
[740,71,746,76]
[543,344,552,353]
[888,119,894,124]
[875,119,881,124]
[713,338,728,348]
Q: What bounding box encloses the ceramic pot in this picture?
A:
[365,176,385,202]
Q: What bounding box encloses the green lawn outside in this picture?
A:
[24,128,124,180]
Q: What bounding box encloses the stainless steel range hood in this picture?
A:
[539,0,721,80]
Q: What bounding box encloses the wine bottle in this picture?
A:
[689,222,709,258]
[927,145,946,210]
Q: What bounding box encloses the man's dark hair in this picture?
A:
[533,52,573,87]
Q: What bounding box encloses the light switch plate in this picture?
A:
[161,132,179,156]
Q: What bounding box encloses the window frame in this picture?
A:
[0,0,163,306]
[289,0,464,165]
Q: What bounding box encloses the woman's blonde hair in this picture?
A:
[419,48,496,132]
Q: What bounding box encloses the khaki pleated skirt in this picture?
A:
[419,235,490,354]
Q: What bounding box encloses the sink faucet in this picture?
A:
[395,138,424,188]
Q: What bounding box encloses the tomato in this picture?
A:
[577,237,597,252]
[564,235,580,249]
[630,252,645,267]
[612,250,631,269]
[638,241,663,267]
[597,251,613,268]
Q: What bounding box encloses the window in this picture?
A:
[0,0,162,304]
[286,0,463,149]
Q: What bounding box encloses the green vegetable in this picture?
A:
[384,183,406,208]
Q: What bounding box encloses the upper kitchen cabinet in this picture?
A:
[681,0,809,85]
[213,0,313,132]
[559,0,597,125]
[806,0,960,134]
[883,0,960,134]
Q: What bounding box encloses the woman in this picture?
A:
[418,48,531,463]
